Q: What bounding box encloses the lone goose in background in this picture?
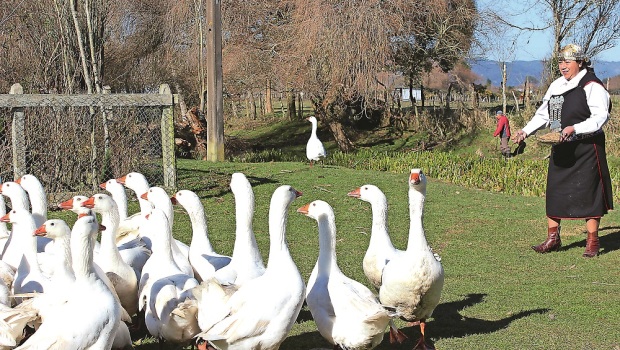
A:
[298,200,393,350]
[212,172,265,286]
[194,185,305,350]
[378,169,444,350]
[171,189,231,282]
[306,116,327,167]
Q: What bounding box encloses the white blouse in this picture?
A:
[522,69,610,136]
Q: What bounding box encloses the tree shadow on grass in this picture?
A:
[560,227,620,255]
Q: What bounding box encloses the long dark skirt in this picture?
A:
[546,132,613,219]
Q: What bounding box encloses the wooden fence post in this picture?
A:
[10,83,26,180]
[160,84,176,191]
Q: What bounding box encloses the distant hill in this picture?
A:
[469,59,620,87]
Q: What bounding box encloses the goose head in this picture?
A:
[409,168,427,194]
[0,209,30,224]
[140,187,169,204]
[58,195,90,213]
[347,184,387,204]
[15,174,44,192]
[34,219,70,239]
[0,182,29,210]
[100,178,124,193]
[170,189,199,207]
[116,172,149,192]
[81,193,116,213]
[297,200,334,221]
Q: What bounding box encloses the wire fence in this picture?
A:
[0,83,177,207]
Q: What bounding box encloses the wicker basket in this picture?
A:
[536,132,561,145]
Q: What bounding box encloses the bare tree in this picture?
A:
[278,0,476,152]
[481,0,620,82]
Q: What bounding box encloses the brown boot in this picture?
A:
[583,231,600,258]
[532,226,562,253]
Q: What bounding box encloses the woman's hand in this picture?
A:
[560,125,575,142]
[513,130,527,144]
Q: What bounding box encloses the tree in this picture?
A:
[480,0,620,83]
[281,0,477,152]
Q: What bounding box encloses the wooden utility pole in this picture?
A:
[501,61,507,114]
[206,0,225,161]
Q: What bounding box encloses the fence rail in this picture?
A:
[0,83,178,207]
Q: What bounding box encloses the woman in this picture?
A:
[513,43,613,258]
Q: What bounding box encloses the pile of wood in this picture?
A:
[175,107,208,159]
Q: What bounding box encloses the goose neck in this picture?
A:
[71,230,95,278]
[267,203,292,268]
[99,207,124,264]
[406,189,428,251]
[189,207,213,252]
[316,213,338,277]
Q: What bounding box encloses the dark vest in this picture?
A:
[547,71,609,130]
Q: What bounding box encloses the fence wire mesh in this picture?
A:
[0,89,177,207]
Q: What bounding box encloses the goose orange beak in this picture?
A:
[34,225,47,236]
[116,175,127,184]
[140,192,148,200]
[82,197,96,208]
[347,188,361,198]
[99,181,107,190]
[0,213,10,223]
[297,203,310,214]
[58,198,74,210]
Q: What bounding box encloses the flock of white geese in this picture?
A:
[0,169,443,350]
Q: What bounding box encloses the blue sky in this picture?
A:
[476,0,620,62]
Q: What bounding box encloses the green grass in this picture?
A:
[117,159,620,349]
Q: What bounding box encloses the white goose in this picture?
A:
[298,200,393,350]
[0,209,49,298]
[348,184,407,343]
[379,169,444,350]
[141,186,193,277]
[212,172,265,286]
[100,179,152,281]
[15,215,122,350]
[171,189,231,282]
[0,300,38,350]
[32,219,133,350]
[0,195,10,256]
[0,182,51,253]
[100,178,145,241]
[15,174,47,228]
[138,208,200,345]
[306,116,327,167]
[347,184,396,290]
[194,185,305,350]
[0,196,14,292]
[82,194,139,317]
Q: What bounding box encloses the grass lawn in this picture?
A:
[120,159,620,349]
